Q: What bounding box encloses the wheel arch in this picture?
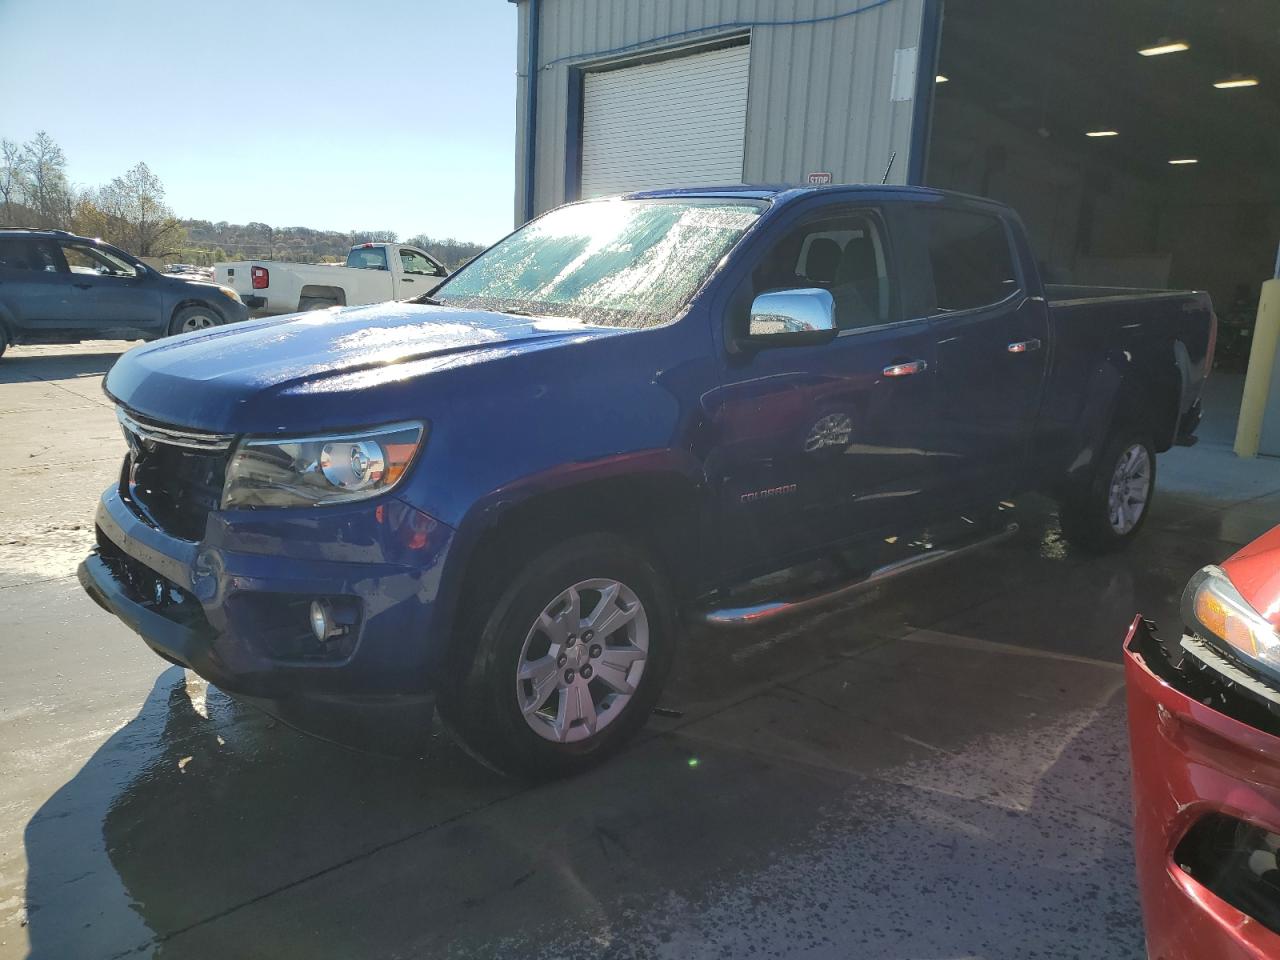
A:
[432,469,709,673]
[170,298,226,327]
[298,285,347,308]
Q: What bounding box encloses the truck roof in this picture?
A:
[622,182,1011,212]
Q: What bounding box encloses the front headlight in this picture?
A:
[218,285,243,304]
[222,421,425,509]
[1183,565,1280,676]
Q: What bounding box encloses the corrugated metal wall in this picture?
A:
[512,0,927,223]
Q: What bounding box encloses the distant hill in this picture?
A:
[176,220,488,269]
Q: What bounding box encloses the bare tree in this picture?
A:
[0,139,29,223]
[95,162,185,256]
[21,130,71,228]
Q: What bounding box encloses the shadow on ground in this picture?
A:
[0,349,128,384]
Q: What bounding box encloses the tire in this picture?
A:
[298,297,339,312]
[1059,427,1156,554]
[438,532,677,779]
[168,304,222,336]
[0,328,7,360]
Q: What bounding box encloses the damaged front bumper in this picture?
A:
[1125,615,1280,959]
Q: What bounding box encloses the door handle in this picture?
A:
[73,282,93,290]
[401,277,415,282]
[1007,338,1041,353]
[883,359,927,377]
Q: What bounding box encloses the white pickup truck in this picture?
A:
[215,243,449,315]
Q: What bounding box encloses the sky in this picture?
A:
[0,0,518,244]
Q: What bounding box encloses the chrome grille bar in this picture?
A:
[117,408,236,452]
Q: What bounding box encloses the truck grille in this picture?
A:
[118,409,235,541]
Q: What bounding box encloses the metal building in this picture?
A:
[508,1,1278,339]
[509,0,937,223]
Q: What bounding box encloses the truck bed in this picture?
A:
[1033,284,1216,489]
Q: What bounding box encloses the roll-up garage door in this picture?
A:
[580,43,750,198]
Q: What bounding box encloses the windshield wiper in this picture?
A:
[412,293,444,305]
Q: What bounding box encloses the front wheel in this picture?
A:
[1059,428,1156,553]
[439,532,676,779]
[168,305,222,336]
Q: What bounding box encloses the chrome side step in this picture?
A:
[699,523,1019,627]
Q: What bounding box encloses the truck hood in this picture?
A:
[106,301,622,434]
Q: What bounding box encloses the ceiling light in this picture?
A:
[1214,76,1260,89]
[935,74,949,83]
[1138,40,1190,56]
[1169,158,1198,165]
[1086,130,1119,138]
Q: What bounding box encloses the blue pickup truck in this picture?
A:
[79,185,1215,776]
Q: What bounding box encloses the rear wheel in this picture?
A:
[168,305,221,336]
[298,297,340,312]
[1059,428,1156,553]
[438,532,676,779]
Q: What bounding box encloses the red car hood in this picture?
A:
[1223,524,1280,629]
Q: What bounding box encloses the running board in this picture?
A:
[699,523,1019,627]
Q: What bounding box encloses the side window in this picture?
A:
[346,246,389,270]
[60,242,136,278]
[0,238,60,273]
[922,208,1018,312]
[0,238,34,271]
[751,212,896,331]
[399,248,443,276]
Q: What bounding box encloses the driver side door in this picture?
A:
[55,241,162,336]
[396,248,448,298]
[706,206,941,577]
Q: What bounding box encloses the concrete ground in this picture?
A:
[1,343,1276,959]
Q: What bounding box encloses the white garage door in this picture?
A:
[580,44,750,199]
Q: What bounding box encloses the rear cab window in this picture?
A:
[346,246,389,270]
[920,207,1019,313]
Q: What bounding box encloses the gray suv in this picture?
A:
[0,229,249,358]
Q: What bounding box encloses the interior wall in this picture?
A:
[928,101,1164,284]
[929,97,1278,309]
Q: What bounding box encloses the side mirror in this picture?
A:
[745,288,838,348]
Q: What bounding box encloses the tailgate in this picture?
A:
[215,262,260,296]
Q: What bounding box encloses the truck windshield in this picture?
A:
[433,198,766,328]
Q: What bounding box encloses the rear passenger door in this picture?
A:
[0,237,75,333]
[914,204,1050,509]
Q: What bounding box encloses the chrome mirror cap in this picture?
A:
[747,288,838,346]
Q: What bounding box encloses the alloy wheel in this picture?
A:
[515,578,649,743]
[1107,443,1152,534]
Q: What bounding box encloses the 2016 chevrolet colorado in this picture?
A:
[79,185,1216,777]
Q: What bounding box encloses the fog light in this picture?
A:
[309,600,333,641]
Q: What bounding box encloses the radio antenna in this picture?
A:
[881,152,897,185]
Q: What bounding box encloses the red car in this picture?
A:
[1126,525,1280,958]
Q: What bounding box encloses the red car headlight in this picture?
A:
[1183,565,1280,676]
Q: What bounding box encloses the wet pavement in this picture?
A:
[1,344,1276,959]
